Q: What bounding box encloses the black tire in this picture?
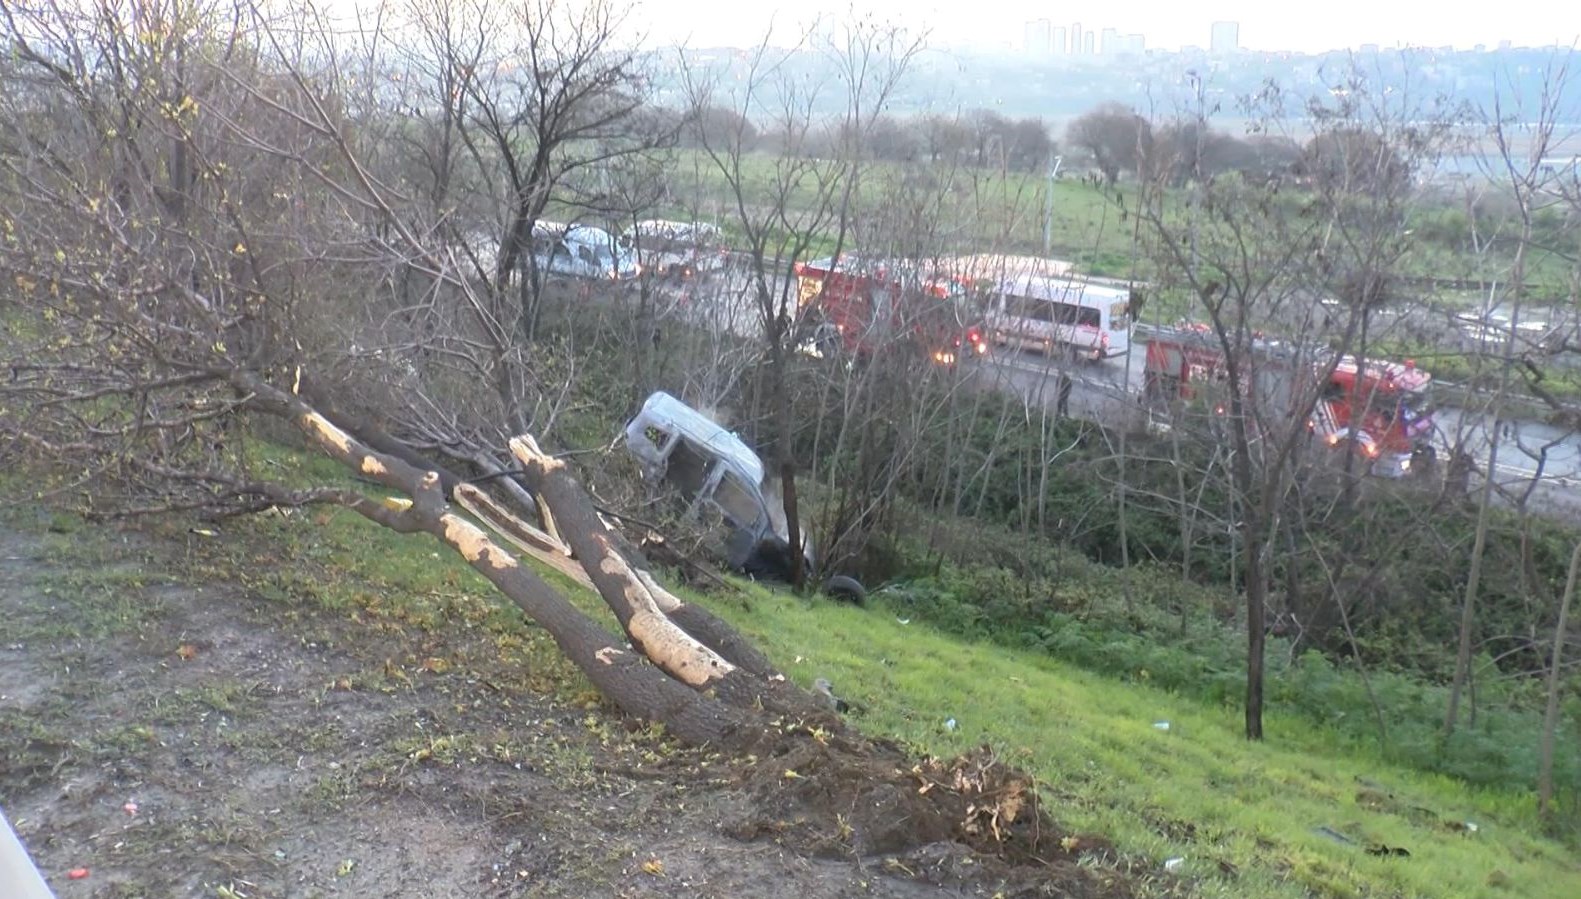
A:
[821,575,867,605]
[740,536,796,583]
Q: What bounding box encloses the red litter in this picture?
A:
[67,868,90,880]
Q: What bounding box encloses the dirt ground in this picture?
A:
[0,514,1134,899]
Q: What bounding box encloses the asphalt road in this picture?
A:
[642,260,1581,496]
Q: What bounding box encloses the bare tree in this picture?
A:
[1445,58,1574,737]
[1133,71,1460,739]
[0,0,826,749]
[678,18,924,588]
[1066,102,1152,187]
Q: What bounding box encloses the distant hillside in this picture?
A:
[660,44,1581,141]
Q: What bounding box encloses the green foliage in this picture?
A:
[703,578,1581,899]
[863,517,1581,805]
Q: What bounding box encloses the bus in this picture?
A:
[984,275,1133,361]
[620,220,728,278]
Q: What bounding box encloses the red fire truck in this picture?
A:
[793,254,988,365]
[1143,323,1438,477]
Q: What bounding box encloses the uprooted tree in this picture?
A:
[0,0,1118,882]
[0,0,766,745]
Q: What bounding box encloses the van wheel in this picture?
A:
[821,575,867,604]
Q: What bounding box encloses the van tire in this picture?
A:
[821,575,867,605]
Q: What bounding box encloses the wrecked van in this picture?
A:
[624,391,810,580]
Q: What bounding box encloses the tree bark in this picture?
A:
[237,371,754,747]
[1537,541,1580,821]
[296,374,469,498]
[1244,525,1268,741]
[508,437,815,717]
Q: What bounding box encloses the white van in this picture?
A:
[531,221,640,280]
[620,220,727,278]
[624,391,809,578]
[985,275,1133,361]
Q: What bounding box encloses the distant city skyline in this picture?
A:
[1022,19,1145,56]
[629,0,1578,54]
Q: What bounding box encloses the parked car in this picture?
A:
[461,222,640,282]
[531,221,641,280]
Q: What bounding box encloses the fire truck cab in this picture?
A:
[1143,324,1437,478]
[1315,357,1436,477]
[793,254,988,365]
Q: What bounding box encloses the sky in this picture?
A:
[626,0,1581,54]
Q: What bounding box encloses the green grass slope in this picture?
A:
[8,444,1577,898]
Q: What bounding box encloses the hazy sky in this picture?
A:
[628,0,1580,53]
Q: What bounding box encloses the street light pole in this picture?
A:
[1043,154,1064,257]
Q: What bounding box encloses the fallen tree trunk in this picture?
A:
[238,370,755,747]
[295,375,794,709]
[509,436,811,715]
[296,374,470,498]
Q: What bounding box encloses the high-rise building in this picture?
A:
[1209,21,1239,54]
[1070,22,1083,54]
[1023,20,1052,55]
[1100,27,1120,55]
[1051,26,1067,55]
[1082,31,1095,54]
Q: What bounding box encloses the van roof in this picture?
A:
[533,220,615,242]
[1000,274,1131,306]
[627,220,720,240]
[628,392,766,487]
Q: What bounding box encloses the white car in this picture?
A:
[531,221,640,280]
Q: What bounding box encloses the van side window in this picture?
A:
[712,473,765,530]
[578,245,597,264]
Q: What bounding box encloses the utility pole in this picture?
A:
[1042,154,1064,256]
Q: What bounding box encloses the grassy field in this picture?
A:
[649,149,1154,278]
[128,443,1581,899]
[707,586,1579,899]
[625,149,1572,300]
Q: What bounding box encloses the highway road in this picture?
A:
[985,340,1581,486]
[642,262,1581,499]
